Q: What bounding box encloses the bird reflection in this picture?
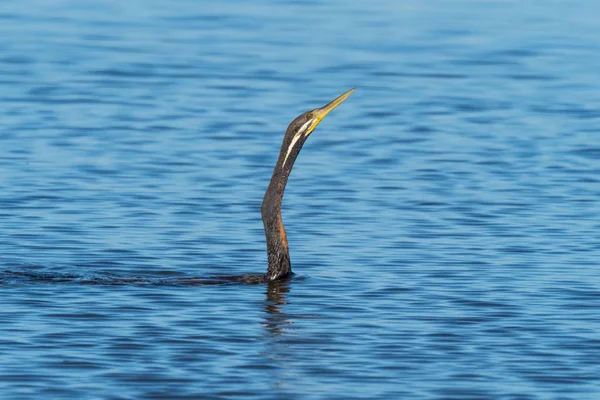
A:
[262,279,291,336]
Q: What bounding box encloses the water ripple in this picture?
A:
[1,0,600,399]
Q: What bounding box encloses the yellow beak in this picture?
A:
[306,88,355,135]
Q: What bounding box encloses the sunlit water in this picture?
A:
[2,1,600,399]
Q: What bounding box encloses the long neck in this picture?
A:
[261,135,302,281]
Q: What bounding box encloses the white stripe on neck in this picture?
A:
[282,120,312,168]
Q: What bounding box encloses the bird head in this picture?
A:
[281,88,355,168]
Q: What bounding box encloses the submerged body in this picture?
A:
[261,89,355,281]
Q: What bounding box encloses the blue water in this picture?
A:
[2,1,600,398]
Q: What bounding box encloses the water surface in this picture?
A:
[1,1,600,399]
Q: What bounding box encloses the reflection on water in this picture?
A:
[2,0,600,398]
[263,280,291,337]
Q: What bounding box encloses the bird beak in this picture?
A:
[306,88,355,135]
